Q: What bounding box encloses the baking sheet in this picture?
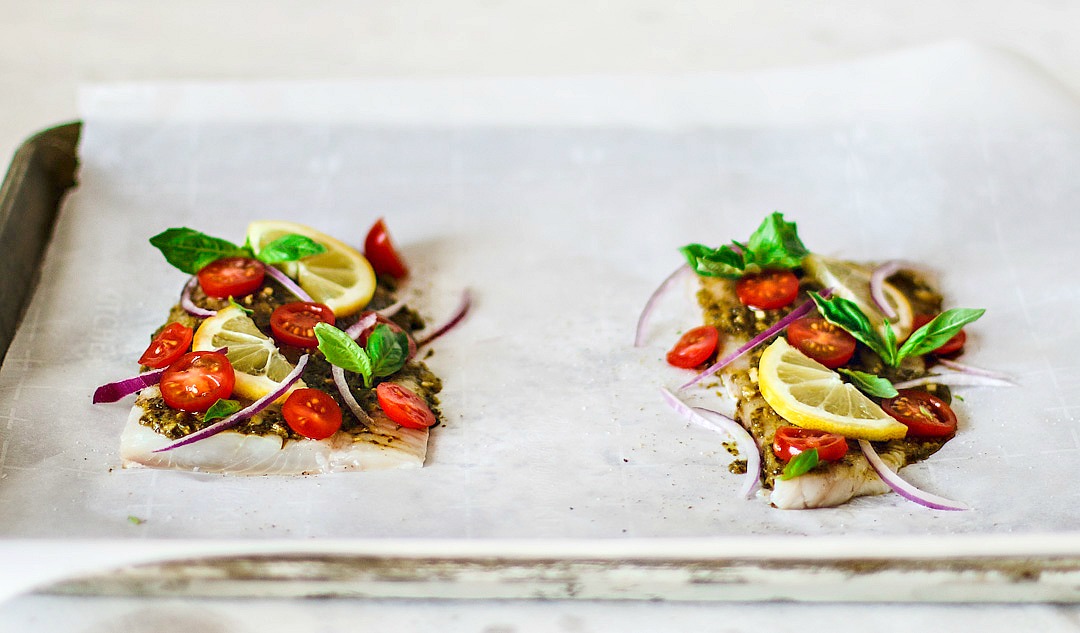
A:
[1,42,1080,595]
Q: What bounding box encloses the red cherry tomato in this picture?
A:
[270,302,336,348]
[138,322,194,369]
[881,389,957,438]
[735,269,800,310]
[912,314,967,355]
[786,316,857,368]
[772,426,849,463]
[376,382,435,429]
[159,351,236,413]
[282,388,343,440]
[364,218,409,279]
[197,257,265,298]
[666,326,720,369]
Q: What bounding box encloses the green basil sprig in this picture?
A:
[680,212,809,278]
[203,398,242,423]
[811,292,984,368]
[149,227,326,275]
[838,368,898,399]
[314,322,409,388]
[780,448,819,480]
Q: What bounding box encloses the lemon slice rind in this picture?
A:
[803,254,914,340]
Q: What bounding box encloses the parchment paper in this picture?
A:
[1,43,1079,544]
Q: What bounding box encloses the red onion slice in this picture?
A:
[679,290,831,391]
[180,277,216,318]
[938,359,1016,383]
[416,289,472,347]
[263,264,313,303]
[659,387,760,499]
[892,372,1016,390]
[635,264,690,347]
[377,299,406,318]
[332,365,375,426]
[857,439,969,511]
[869,261,905,320]
[153,354,309,452]
[345,312,380,341]
[93,368,165,403]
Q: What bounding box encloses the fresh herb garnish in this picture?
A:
[780,448,819,480]
[314,323,408,388]
[227,297,254,316]
[838,368,899,399]
[811,292,984,367]
[150,227,326,274]
[127,515,146,525]
[680,212,809,278]
[203,398,242,423]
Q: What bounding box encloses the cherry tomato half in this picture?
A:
[666,325,720,369]
[881,389,958,438]
[282,388,343,440]
[912,314,967,355]
[736,269,800,310]
[270,302,336,348]
[197,257,265,298]
[159,351,236,413]
[786,316,857,368]
[364,218,409,279]
[376,382,435,429]
[772,426,849,463]
[138,322,194,369]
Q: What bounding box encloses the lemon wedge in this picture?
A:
[246,220,376,317]
[803,253,913,340]
[193,305,306,402]
[758,338,907,441]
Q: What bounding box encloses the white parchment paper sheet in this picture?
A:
[1,43,1079,542]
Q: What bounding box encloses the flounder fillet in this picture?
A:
[121,383,428,475]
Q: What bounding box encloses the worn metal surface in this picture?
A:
[0,122,80,363]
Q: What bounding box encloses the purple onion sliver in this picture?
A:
[938,359,1016,383]
[332,365,374,427]
[92,368,165,404]
[153,354,309,453]
[416,289,472,347]
[377,299,406,319]
[263,264,313,303]
[858,440,969,511]
[892,373,1016,390]
[635,264,690,347]
[181,276,217,318]
[678,290,832,391]
[345,312,379,341]
[869,261,904,320]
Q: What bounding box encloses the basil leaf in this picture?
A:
[810,292,895,364]
[780,448,820,480]
[149,227,251,275]
[838,369,898,399]
[314,322,373,387]
[744,212,809,270]
[679,243,745,278]
[366,324,409,378]
[255,234,327,265]
[203,398,242,423]
[896,308,985,360]
[227,297,254,315]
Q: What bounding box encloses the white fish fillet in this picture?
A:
[121,386,428,475]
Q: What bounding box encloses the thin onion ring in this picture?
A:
[892,372,1016,390]
[858,439,969,511]
[263,264,314,303]
[938,359,1016,383]
[93,368,165,404]
[180,277,216,318]
[377,299,407,318]
[332,365,374,427]
[153,354,309,452]
[416,289,472,347]
[635,264,691,347]
[659,387,760,499]
[869,261,905,320]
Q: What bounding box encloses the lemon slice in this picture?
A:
[193,304,306,401]
[246,220,376,317]
[803,253,913,340]
[758,338,907,440]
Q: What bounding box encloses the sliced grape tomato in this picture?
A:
[197,257,265,298]
[271,302,336,348]
[138,322,194,369]
[376,382,435,429]
[772,426,849,463]
[735,269,800,310]
[882,389,957,438]
[786,315,857,368]
[364,218,409,279]
[159,351,236,413]
[666,325,720,369]
[282,388,343,440]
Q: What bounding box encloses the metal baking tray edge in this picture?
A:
[3,122,1080,603]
